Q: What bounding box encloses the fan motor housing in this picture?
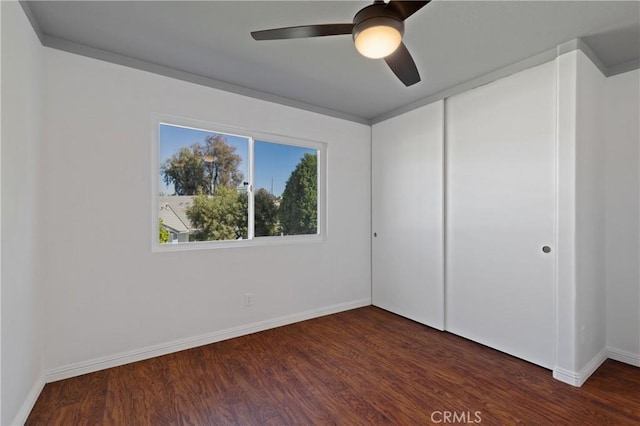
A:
[352,3,405,41]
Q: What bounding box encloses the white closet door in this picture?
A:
[445,61,556,368]
[372,101,444,329]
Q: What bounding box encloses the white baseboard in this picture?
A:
[553,346,608,387]
[608,346,640,367]
[553,367,582,387]
[12,374,45,426]
[45,298,370,383]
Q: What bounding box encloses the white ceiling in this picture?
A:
[25,0,640,121]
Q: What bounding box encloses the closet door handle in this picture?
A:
[542,246,551,253]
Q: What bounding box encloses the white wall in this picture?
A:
[556,49,608,383]
[555,49,632,385]
[605,69,640,365]
[574,50,607,372]
[1,1,44,424]
[555,50,579,377]
[42,47,371,375]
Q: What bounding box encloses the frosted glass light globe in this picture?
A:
[354,25,402,59]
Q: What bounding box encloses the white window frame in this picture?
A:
[151,114,327,252]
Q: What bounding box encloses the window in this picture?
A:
[153,116,325,251]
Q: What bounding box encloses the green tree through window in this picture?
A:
[161,135,244,196]
[279,153,318,235]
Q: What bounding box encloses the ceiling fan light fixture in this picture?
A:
[251,0,428,86]
[353,17,403,59]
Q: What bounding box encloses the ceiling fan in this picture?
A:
[251,0,430,87]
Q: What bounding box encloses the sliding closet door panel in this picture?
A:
[372,101,444,329]
[446,62,556,368]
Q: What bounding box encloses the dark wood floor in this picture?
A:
[27,306,639,425]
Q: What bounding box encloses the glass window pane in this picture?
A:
[254,141,318,236]
[158,123,249,243]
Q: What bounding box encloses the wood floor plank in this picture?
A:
[26,307,640,425]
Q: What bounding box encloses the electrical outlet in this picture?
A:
[580,325,586,344]
[244,293,253,306]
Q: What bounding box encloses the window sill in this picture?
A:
[152,233,325,252]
